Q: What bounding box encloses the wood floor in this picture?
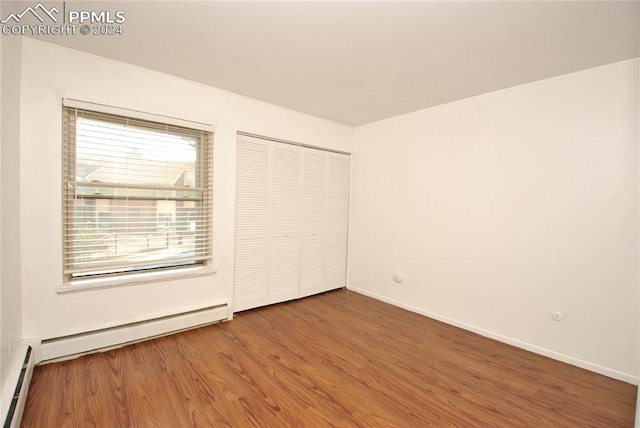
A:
[22,290,636,427]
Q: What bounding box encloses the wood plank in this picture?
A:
[22,290,637,427]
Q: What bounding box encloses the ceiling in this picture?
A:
[24,1,640,126]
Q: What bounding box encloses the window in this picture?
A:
[62,104,213,280]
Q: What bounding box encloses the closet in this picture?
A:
[234,134,350,312]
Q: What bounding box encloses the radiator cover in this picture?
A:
[2,346,35,428]
[40,304,228,362]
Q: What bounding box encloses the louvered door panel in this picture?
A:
[268,142,301,302]
[299,148,327,297]
[324,153,350,292]
[234,139,271,311]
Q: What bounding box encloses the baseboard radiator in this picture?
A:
[3,346,35,428]
[40,304,228,363]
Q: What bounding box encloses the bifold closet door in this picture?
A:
[234,137,302,312]
[324,153,350,291]
[234,135,350,312]
[299,148,350,298]
[299,149,327,297]
[234,138,271,311]
[268,143,301,304]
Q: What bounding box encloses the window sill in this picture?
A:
[57,265,218,294]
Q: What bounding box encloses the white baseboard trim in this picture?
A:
[348,286,637,385]
[40,304,229,363]
[2,346,35,428]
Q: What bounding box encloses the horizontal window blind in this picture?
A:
[62,106,213,278]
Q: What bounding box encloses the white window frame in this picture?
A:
[60,99,214,290]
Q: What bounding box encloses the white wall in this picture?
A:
[19,38,352,347]
[349,59,639,382]
[0,30,24,418]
